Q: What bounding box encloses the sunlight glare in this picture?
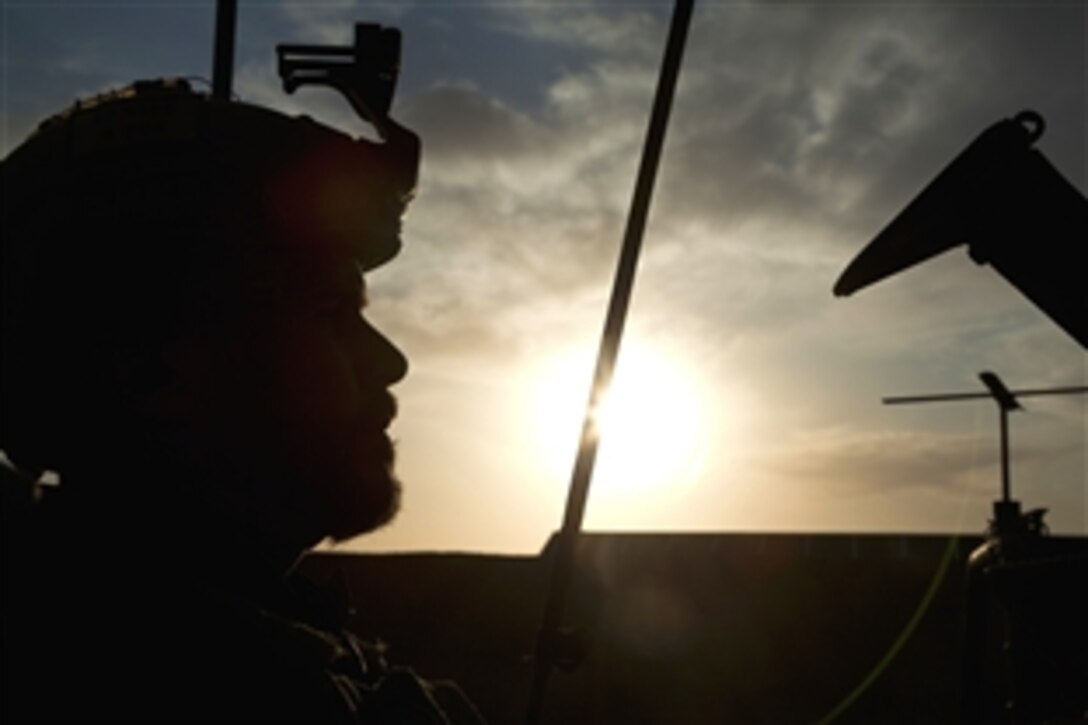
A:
[530,341,709,504]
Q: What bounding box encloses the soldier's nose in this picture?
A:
[360,323,408,387]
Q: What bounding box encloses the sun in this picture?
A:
[529,340,708,505]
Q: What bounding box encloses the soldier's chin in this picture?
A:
[326,466,402,542]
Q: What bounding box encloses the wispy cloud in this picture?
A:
[277,2,416,46]
[761,424,1076,498]
[486,1,667,58]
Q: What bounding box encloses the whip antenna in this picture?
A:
[525,0,695,721]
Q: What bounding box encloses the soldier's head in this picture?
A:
[1,79,419,550]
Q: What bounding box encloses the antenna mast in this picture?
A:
[212,0,238,101]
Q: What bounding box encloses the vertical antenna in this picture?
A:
[212,0,238,101]
[978,372,1020,503]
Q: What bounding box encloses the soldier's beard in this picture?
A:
[323,431,402,543]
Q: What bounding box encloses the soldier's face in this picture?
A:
[168,250,408,547]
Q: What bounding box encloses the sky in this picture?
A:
[2,1,1084,554]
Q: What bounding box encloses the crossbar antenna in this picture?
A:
[884,372,1086,525]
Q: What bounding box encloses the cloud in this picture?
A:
[277,2,415,46]
[400,80,554,166]
[486,1,668,58]
[279,4,357,46]
[658,6,969,244]
[391,76,645,313]
[240,4,1088,540]
[372,1,1084,381]
[762,425,1075,498]
[239,2,1084,424]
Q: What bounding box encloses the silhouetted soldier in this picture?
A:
[1,78,484,722]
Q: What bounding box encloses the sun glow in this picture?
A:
[530,341,710,505]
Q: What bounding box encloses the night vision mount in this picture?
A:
[277,23,401,136]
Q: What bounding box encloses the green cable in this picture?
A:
[815,536,960,725]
